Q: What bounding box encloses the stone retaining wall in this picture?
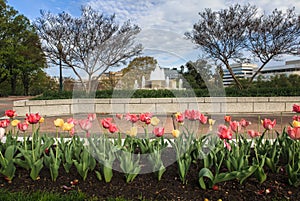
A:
[13,97,300,116]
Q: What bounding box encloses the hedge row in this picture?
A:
[32,87,300,100]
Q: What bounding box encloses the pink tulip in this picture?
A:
[224,140,231,151]
[70,128,75,137]
[230,121,241,133]
[116,113,123,120]
[247,130,261,138]
[262,118,276,130]
[87,113,96,122]
[217,125,232,140]
[199,113,208,124]
[184,109,200,120]
[287,126,300,140]
[67,118,77,125]
[153,127,165,137]
[125,113,139,124]
[240,118,251,128]
[17,122,29,132]
[293,104,300,113]
[79,119,92,132]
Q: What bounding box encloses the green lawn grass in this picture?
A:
[0,189,143,201]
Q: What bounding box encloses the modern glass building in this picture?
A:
[222,60,300,86]
[222,63,257,86]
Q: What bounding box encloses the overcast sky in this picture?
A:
[7,0,300,77]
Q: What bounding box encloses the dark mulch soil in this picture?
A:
[0,148,299,201]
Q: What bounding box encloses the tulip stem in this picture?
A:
[32,124,35,161]
[292,141,295,168]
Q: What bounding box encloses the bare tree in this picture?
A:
[185,4,257,89]
[34,6,142,93]
[186,4,300,89]
[247,7,300,84]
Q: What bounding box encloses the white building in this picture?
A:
[259,60,300,80]
[222,63,258,86]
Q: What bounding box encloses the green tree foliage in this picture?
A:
[181,59,213,89]
[29,70,58,95]
[120,56,158,89]
[0,0,46,95]
[255,74,300,89]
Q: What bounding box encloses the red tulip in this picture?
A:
[26,113,41,124]
[199,113,208,124]
[0,119,10,128]
[287,126,300,140]
[139,112,152,125]
[45,148,49,154]
[212,185,219,191]
[293,104,300,113]
[5,110,16,118]
[224,115,231,122]
[17,122,29,132]
[153,127,165,137]
[262,118,276,130]
[108,123,118,133]
[247,130,261,138]
[293,115,300,121]
[101,118,112,129]
[175,112,184,123]
[230,121,241,133]
[217,125,232,140]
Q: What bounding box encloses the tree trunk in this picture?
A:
[247,62,268,88]
[224,61,243,90]
[9,67,18,95]
[22,73,29,96]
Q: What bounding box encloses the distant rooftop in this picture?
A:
[261,60,300,72]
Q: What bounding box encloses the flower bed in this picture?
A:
[0,108,300,200]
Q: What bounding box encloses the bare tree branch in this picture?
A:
[34,6,142,93]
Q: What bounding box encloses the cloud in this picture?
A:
[83,0,300,68]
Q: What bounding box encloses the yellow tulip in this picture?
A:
[62,122,74,131]
[293,120,300,127]
[54,118,64,127]
[171,129,180,138]
[150,116,160,126]
[39,117,45,123]
[208,118,216,131]
[174,112,181,118]
[127,126,137,137]
[11,119,20,127]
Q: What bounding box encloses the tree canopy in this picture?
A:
[0,0,46,95]
[121,56,158,89]
[185,4,300,89]
[34,6,143,93]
